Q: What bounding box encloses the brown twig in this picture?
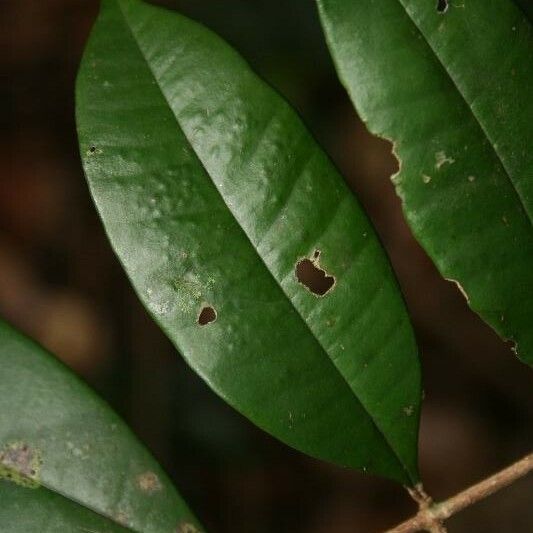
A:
[386,452,533,533]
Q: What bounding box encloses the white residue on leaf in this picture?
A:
[435,151,455,170]
[403,405,414,416]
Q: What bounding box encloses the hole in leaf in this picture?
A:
[198,305,217,326]
[89,146,96,153]
[436,0,448,13]
[295,250,335,297]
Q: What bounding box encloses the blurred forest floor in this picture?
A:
[2,1,532,531]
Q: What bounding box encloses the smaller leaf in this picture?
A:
[317,0,533,365]
[0,319,203,533]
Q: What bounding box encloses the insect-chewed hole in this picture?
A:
[198,305,217,326]
[436,0,448,13]
[295,250,335,297]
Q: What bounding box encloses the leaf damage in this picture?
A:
[0,441,42,489]
[446,278,470,303]
[295,250,336,297]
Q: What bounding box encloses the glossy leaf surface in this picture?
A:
[317,0,533,365]
[0,320,202,532]
[76,0,421,483]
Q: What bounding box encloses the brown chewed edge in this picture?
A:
[0,441,42,489]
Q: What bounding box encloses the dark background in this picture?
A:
[3,1,532,531]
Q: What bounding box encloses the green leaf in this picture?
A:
[76,0,421,484]
[317,0,533,365]
[0,320,202,532]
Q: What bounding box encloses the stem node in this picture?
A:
[386,452,533,533]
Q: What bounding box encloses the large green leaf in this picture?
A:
[317,0,533,365]
[0,320,202,532]
[76,0,421,484]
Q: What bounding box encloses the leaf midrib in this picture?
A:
[395,0,532,225]
[113,0,414,483]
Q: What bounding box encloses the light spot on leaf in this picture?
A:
[176,523,201,533]
[435,151,455,169]
[86,145,102,156]
[66,441,89,460]
[136,471,162,493]
[113,510,129,526]
[174,273,215,313]
[403,406,414,416]
[422,174,432,184]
